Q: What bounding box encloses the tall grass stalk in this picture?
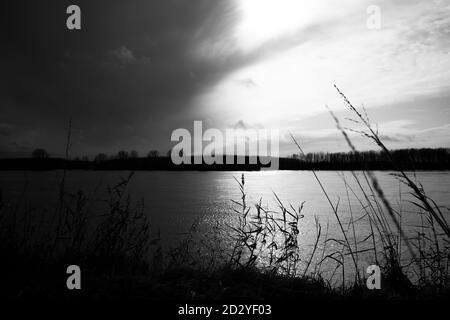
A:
[290,133,361,283]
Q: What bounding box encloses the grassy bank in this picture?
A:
[1,88,449,300]
[0,169,448,300]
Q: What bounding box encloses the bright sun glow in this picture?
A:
[194,0,450,146]
[236,0,324,51]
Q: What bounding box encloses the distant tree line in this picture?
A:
[101,149,161,161]
[29,148,165,162]
[283,148,450,170]
[6,147,449,171]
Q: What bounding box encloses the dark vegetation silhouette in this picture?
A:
[117,150,129,160]
[147,150,159,158]
[31,148,50,159]
[281,148,450,170]
[1,148,449,171]
[94,153,108,163]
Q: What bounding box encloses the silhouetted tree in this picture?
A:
[32,148,49,159]
[94,153,108,162]
[147,150,159,158]
[117,150,129,159]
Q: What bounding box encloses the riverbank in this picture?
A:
[1,170,449,301]
[1,147,450,171]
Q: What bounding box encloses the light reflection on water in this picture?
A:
[1,170,449,284]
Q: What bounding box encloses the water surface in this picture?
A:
[1,170,449,281]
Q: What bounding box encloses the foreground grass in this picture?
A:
[4,258,450,300]
[1,87,449,300]
[1,170,449,300]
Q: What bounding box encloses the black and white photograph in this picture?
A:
[1,0,450,315]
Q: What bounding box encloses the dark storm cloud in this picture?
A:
[0,123,10,135]
[0,0,264,156]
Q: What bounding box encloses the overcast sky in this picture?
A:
[1,0,449,157]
